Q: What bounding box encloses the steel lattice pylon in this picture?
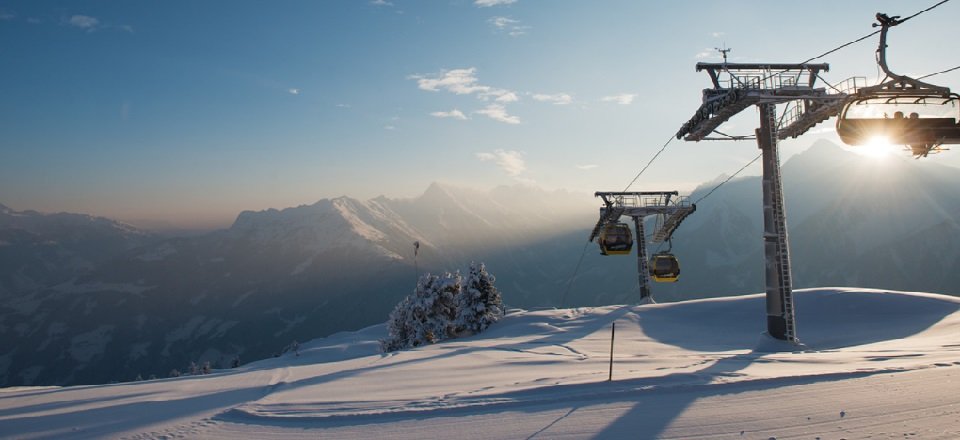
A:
[676,62,848,342]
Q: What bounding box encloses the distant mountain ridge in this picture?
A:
[0,184,595,386]
[3,140,960,387]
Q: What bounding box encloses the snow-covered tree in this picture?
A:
[456,262,504,336]
[381,265,502,352]
[405,273,444,347]
[382,272,461,351]
[381,294,413,352]
[423,271,461,342]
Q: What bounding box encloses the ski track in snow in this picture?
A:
[2,288,960,439]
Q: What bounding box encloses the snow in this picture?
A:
[1,288,959,439]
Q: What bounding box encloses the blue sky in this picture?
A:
[1,0,958,228]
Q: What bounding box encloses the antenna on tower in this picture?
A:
[715,44,732,64]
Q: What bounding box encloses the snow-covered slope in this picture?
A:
[2,288,958,439]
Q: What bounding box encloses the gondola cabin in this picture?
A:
[598,222,633,256]
[836,96,960,157]
[833,13,960,158]
[649,253,680,282]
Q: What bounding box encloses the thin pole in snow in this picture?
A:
[413,241,420,286]
[608,322,616,381]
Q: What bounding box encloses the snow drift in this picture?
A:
[1,288,959,439]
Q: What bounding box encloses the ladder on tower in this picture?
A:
[765,118,797,342]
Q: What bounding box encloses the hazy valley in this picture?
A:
[3,140,960,387]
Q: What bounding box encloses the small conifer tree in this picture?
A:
[456,262,504,335]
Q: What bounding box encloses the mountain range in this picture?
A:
[2,139,960,387]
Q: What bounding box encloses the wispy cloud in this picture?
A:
[576,164,599,170]
[712,32,725,38]
[490,16,517,29]
[488,16,528,36]
[371,0,393,5]
[484,89,519,103]
[68,14,100,30]
[601,94,635,105]
[476,149,526,176]
[475,0,517,7]
[412,67,522,125]
[532,93,573,105]
[336,103,351,108]
[431,109,467,120]
[410,68,491,95]
[384,125,396,130]
[63,14,133,33]
[476,104,520,124]
[0,10,16,21]
[287,88,300,95]
[695,48,714,59]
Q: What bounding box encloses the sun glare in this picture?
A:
[857,135,898,159]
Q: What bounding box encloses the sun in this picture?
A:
[855,135,898,159]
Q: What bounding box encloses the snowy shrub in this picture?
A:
[381,295,414,352]
[423,271,461,342]
[455,262,504,336]
[382,263,502,352]
[382,271,461,351]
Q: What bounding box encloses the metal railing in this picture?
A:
[777,76,867,130]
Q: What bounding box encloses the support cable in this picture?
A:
[918,64,960,80]
[560,240,591,308]
[758,0,953,83]
[797,0,951,65]
[693,153,762,205]
[622,134,675,191]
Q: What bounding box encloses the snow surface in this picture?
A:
[2,288,959,439]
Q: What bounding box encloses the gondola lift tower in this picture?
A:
[675,47,856,342]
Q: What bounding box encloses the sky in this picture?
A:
[1,0,958,229]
